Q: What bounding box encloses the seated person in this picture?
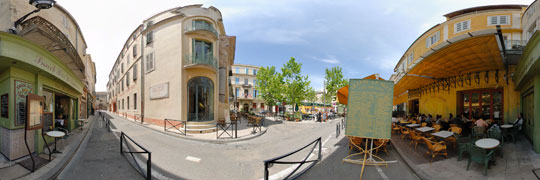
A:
[511,113,524,131]
[474,116,489,128]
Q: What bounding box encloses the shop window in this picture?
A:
[460,89,503,123]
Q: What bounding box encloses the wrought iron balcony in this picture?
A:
[185,23,218,38]
[184,54,218,69]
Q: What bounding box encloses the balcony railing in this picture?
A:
[184,54,218,69]
[504,40,526,50]
[186,23,218,37]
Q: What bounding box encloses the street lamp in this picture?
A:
[9,0,56,34]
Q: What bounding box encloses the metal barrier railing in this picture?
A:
[120,132,152,180]
[216,121,237,139]
[164,119,187,136]
[263,137,322,180]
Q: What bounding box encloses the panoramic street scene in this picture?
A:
[1,0,540,179]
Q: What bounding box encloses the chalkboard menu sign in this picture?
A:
[1,94,7,118]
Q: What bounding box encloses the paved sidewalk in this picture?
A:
[392,132,540,179]
[57,114,143,180]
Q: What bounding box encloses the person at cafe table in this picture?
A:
[474,116,489,128]
[510,113,524,130]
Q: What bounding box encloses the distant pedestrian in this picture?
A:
[318,112,322,122]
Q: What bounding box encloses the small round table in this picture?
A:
[46,131,66,154]
[475,138,500,149]
[500,124,513,129]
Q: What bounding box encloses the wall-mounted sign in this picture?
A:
[26,93,44,130]
[1,94,8,118]
[15,80,33,126]
[150,82,169,100]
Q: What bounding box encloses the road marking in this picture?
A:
[186,156,201,163]
[375,165,389,180]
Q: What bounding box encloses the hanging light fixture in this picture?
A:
[9,0,56,34]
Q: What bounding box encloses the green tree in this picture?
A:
[324,66,348,104]
[255,66,284,111]
[305,87,318,104]
[282,57,311,113]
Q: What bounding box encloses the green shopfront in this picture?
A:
[514,31,540,153]
[0,32,83,160]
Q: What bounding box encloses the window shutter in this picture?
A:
[489,16,498,25]
[146,31,153,45]
[500,16,508,24]
[435,31,440,43]
[426,38,430,48]
[133,64,137,80]
[133,45,137,57]
[463,21,469,30]
[456,22,462,32]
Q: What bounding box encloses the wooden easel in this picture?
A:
[343,137,397,180]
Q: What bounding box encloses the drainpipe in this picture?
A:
[140,26,145,124]
[495,25,508,85]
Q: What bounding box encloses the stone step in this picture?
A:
[186,127,217,134]
[185,123,216,130]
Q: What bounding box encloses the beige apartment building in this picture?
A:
[95,91,107,110]
[230,64,266,112]
[107,5,236,128]
[0,0,95,160]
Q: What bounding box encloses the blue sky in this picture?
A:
[59,0,534,91]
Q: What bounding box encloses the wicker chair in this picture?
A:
[422,137,447,162]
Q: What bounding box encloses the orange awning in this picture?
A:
[393,34,503,97]
[337,74,385,105]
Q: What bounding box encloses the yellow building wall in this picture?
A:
[416,66,520,123]
[404,10,523,70]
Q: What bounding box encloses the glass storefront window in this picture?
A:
[461,89,503,122]
[188,77,214,122]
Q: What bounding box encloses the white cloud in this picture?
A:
[320,58,340,64]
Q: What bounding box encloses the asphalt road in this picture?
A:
[57,112,418,180]
[57,116,143,180]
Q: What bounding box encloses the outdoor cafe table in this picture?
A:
[475,138,500,149]
[431,131,454,139]
[46,131,66,154]
[406,124,421,128]
[500,124,513,129]
[416,127,435,133]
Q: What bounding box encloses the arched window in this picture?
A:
[187,77,214,121]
